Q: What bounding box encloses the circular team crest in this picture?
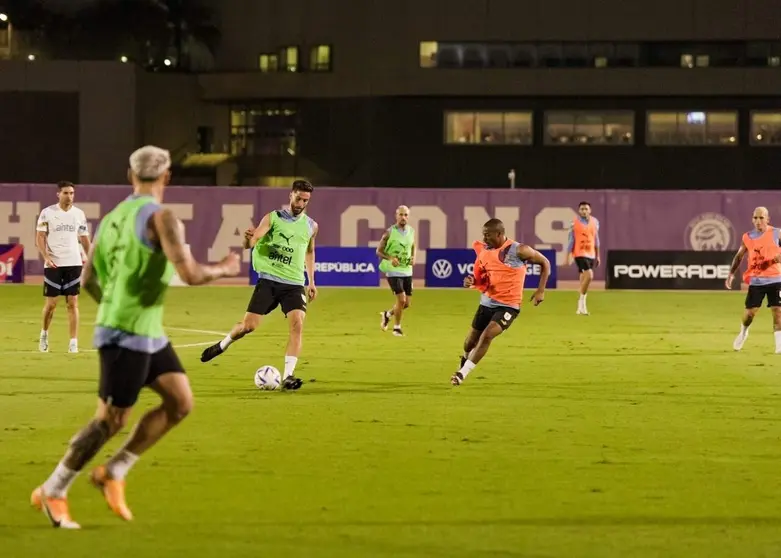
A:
[684,212,735,251]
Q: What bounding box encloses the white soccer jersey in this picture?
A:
[36,204,90,268]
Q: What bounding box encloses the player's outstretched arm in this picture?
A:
[80,239,102,303]
[726,243,747,290]
[243,213,272,250]
[517,244,551,306]
[152,208,240,286]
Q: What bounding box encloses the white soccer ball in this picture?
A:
[254,365,281,391]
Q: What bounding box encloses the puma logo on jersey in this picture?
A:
[279,232,293,245]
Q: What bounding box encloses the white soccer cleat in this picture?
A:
[39,337,49,353]
[576,306,589,315]
[733,332,748,351]
[68,340,78,354]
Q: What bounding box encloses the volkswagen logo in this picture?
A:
[431,259,453,279]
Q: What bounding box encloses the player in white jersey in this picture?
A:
[35,181,91,353]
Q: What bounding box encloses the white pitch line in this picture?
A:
[167,326,227,336]
[6,341,217,355]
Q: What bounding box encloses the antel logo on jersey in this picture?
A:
[53,223,77,233]
[613,264,730,279]
[431,259,453,279]
[316,262,376,273]
[684,213,735,251]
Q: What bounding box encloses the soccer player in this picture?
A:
[377,205,416,336]
[451,218,551,386]
[199,180,318,390]
[726,206,781,352]
[35,181,91,353]
[565,201,600,315]
[30,145,241,528]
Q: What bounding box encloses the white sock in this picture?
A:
[42,462,79,498]
[219,335,234,351]
[40,329,48,338]
[579,294,587,304]
[774,331,781,352]
[284,356,298,379]
[459,359,476,378]
[69,338,77,346]
[106,449,139,481]
[740,324,750,337]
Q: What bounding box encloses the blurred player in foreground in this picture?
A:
[726,206,781,352]
[565,201,600,315]
[36,181,91,353]
[200,180,318,390]
[31,145,241,529]
[452,218,551,386]
[377,205,416,336]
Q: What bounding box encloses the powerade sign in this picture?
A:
[425,248,557,289]
[0,244,24,284]
[606,250,739,290]
[249,247,379,287]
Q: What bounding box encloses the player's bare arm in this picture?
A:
[517,244,551,305]
[410,241,417,266]
[151,208,240,285]
[244,213,272,250]
[78,235,91,261]
[376,231,399,266]
[726,243,747,289]
[306,222,318,301]
[80,240,102,303]
[35,224,56,269]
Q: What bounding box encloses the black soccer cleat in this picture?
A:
[380,310,390,331]
[281,375,303,391]
[451,371,464,386]
[200,343,224,363]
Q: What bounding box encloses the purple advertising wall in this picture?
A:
[0,184,771,281]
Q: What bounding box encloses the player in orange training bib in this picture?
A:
[726,206,781,352]
[565,201,600,315]
[451,218,551,386]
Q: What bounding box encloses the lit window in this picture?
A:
[750,111,781,145]
[420,41,438,68]
[646,111,738,146]
[280,46,298,72]
[544,111,634,145]
[229,104,298,156]
[696,55,710,67]
[259,54,278,72]
[769,56,780,67]
[444,111,532,145]
[680,54,694,68]
[309,45,331,71]
[594,56,608,68]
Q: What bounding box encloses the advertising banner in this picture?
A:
[1,184,768,281]
[0,243,24,283]
[606,250,739,290]
[249,247,379,287]
[425,248,557,289]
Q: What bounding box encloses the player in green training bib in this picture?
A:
[377,205,416,336]
[31,146,240,529]
[200,180,318,391]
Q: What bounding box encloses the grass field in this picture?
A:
[1,285,781,557]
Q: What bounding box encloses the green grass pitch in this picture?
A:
[1,285,781,557]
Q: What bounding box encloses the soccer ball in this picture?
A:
[254,365,281,390]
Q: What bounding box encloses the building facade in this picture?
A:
[2,0,781,188]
